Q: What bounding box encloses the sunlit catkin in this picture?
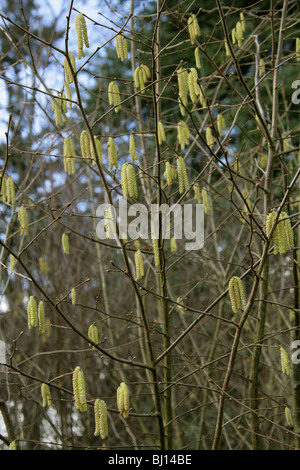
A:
[177,157,189,194]
[63,136,76,175]
[152,237,160,271]
[259,58,265,77]
[217,114,226,136]
[266,210,294,255]
[202,188,210,213]
[108,137,118,169]
[18,206,29,236]
[177,121,190,150]
[3,176,15,205]
[41,383,51,407]
[280,346,290,376]
[235,21,244,47]
[195,48,201,69]
[108,81,121,113]
[177,296,185,315]
[135,249,144,281]
[157,121,166,145]
[228,276,246,314]
[10,254,17,272]
[116,33,128,62]
[188,68,200,104]
[296,38,300,62]
[104,207,115,239]
[117,382,130,418]
[206,126,215,148]
[64,52,76,84]
[240,12,246,32]
[121,163,137,199]
[129,133,138,163]
[90,136,102,167]
[134,65,150,93]
[72,366,87,412]
[62,233,70,255]
[285,407,293,427]
[75,13,89,59]
[88,324,98,348]
[170,237,177,253]
[64,81,72,108]
[38,301,45,334]
[80,130,91,159]
[27,296,38,330]
[193,183,201,203]
[9,441,17,450]
[94,399,108,439]
[188,13,200,45]
[164,161,172,187]
[177,67,189,116]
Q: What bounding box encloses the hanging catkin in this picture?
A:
[228,276,246,314]
[108,81,121,113]
[64,52,76,84]
[80,130,91,159]
[170,237,177,252]
[217,114,226,136]
[280,346,290,376]
[88,324,98,348]
[71,288,76,306]
[285,407,293,427]
[63,136,76,175]
[75,13,89,59]
[195,48,201,69]
[129,133,137,163]
[177,157,189,194]
[107,137,118,169]
[117,382,130,418]
[296,38,300,62]
[116,33,128,62]
[27,296,38,330]
[202,188,210,213]
[193,183,201,203]
[72,366,87,412]
[121,163,137,199]
[188,68,200,104]
[135,249,144,280]
[62,233,70,255]
[38,301,45,334]
[94,399,108,439]
[266,210,294,255]
[10,254,17,272]
[18,206,29,236]
[157,121,166,145]
[164,162,172,187]
[177,67,189,116]
[177,121,190,150]
[152,237,160,270]
[188,13,200,45]
[206,126,215,148]
[134,65,150,93]
[41,383,51,407]
[2,176,15,205]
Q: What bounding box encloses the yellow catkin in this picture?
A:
[177,157,189,194]
[135,249,144,281]
[134,65,150,93]
[202,187,210,213]
[280,346,290,376]
[3,176,15,205]
[188,13,200,45]
[107,137,118,169]
[10,254,17,272]
[285,407,293,427]
[193,183,201,203]
[170,237,177,252]
[129,133,138,163]
[164,162,172,187]
[63,136,76,175]
[157,121,166,145]
[177,121,190,150]
[235,21,244,47]
[71,288,76,306]
[195,48,201,69]
[39,257,50,275]
[266,210,294,255]
[38,301,45,334]
[18,206,29,236]
[177,67,189,116]
[259,58,265,77]
[228,276,247,314]
[64,52,76,84]
[108,81,121,113]
[177,296,185,315]
[116,33,128,62]
[296,38,300,62]
[217,114,226,136]
[90,136,102,167]
[117,382,130,418]
[62,233,70,255]
[94,399,108,439]
[206,126,215,148]
[152,237,160,270]
[104,207,115,239]
[64,81,72,108]
[27,296,38,330]
[240,11,246,32]
[72,366,87,412]
[75,13,89,59]
[80,130,91,159]
[41,383,51,407]
[88,324,98,348]
[121,163,129,197]
[225,40,231,57]
[9,441,17,450]
[188,67,200,104]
